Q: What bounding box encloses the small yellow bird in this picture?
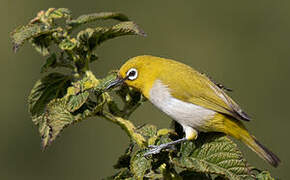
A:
[107,55,280,167]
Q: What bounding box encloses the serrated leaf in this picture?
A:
[40,98,76,149]
[67,91,90,112]
[136,124,157,139]
[130,149,152,179]
[112,21,146,37]
[256,171,274,180]
[178,140,196,157]
[45,8,71,19]
[173,133,252,180]
[77,21,146,51]
[67,12,129,27]
[34,71,114,149]
[11,23,56,52]
[28,73,72,123]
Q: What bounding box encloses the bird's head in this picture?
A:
[106,55,162,97]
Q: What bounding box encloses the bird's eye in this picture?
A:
[126,68,138,80]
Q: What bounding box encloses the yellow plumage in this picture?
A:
[120,56,249,121]
[109,55,280,167]
[208,113,280,167]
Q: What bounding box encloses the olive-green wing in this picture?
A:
[160,63,250,121]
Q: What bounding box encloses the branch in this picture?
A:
[101,111,146,148]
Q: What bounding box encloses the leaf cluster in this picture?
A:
[11,8,146,73]
[107,125,274,180]
[11,8,146,149]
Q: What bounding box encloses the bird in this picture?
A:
[106,55,280,167]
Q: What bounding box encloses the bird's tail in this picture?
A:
[211,114,281,167]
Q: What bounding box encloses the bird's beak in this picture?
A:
[105,76,126,91]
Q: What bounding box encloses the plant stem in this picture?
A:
[101,111,147,148]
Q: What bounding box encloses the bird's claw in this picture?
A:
[144,144,176,157]
[144,145,163,156]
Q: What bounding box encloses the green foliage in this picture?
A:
[11,8,145,73]
[28,73,72,119]
[12,8,146,150]
[67,12,129,27]
[109,125,276,180]
[12,8,277,180]
[173,133,252,179]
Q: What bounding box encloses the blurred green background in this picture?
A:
[3,0,290,179]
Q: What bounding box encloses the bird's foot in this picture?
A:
[144,144,175,156]
[144,137,187,157]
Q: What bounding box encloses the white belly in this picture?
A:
[149,80,216,130]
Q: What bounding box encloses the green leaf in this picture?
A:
[136,124,157,139]
[77,21,146,51]
[28,73,72,123]
[35,71,114,149]
[11,23,56,52]
[67,91,90,112]
[173,133,253,180]
[256,171,274,180]
[45,8,71,20]
[67,12,129,27]
[41,53,57,73]
[112,21,146,37]
[40,98,76,149]
[130,149,152,179]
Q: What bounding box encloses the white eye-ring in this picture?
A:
[126,68,138,80]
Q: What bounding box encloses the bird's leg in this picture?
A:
[144,125,198,156]
[144,137,187,156]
